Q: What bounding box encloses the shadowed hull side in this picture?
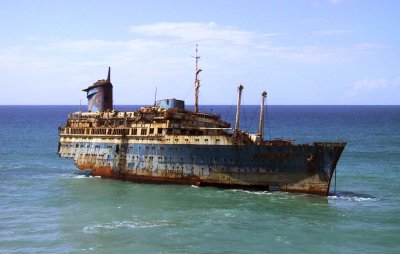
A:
[77,164,339,196]
[71,142,345,196]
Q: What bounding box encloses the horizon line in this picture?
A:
[0,104,399,107]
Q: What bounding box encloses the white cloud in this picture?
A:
[128,22,386,64]
[1,22,385,73]
[0,22,392,104]
[347,77,400,97]
[129,22,281,46]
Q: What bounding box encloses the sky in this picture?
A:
[0,0,399,105]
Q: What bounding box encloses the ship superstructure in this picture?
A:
[58,48,346,196]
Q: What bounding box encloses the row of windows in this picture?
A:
[63,128,221,136]
[64,129,222,144]
[64,128,162,136]
[69,129,85,134]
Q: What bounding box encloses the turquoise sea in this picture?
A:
[0,105,399,253]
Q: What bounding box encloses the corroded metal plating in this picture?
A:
[58,51,346,196]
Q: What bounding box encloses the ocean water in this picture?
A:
[0,105,399,253]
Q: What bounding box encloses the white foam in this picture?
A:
[80,247,95,251]
[224,213,235,218]
[73,175,101,179]
[228,189,271,195]
[275,236,291,245]
[82,219,168,234]
[328,195,378,202]
[354,197,379,202]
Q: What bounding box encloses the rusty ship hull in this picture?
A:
[58,52,346,196]
[58,132,345,195]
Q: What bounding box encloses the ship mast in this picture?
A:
[194,44,202,113]
[258,91,267,139]
[234,84,244,134]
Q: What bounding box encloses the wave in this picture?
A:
[82,219,168,234]
[225,189,272,195]
[328,191,379,202]
[72,170,100,179]
[73,175,101,179]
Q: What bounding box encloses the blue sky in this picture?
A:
[1,0,399,105]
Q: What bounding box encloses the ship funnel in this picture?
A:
[234,84,244,134]
[258,91,267,139]
[82,67,113,112]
